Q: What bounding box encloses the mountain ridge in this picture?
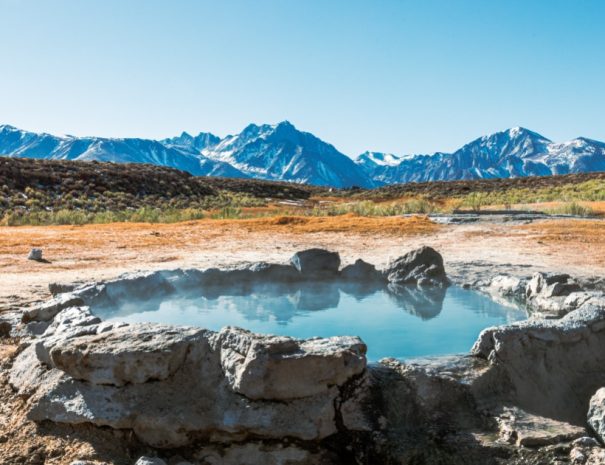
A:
[1,123,604,187]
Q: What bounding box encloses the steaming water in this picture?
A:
[92,282,526,361]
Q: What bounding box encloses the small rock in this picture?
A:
[135,458,167,465]
[0,320,11,337]
[27,248,43,261]
[572,436,600,448]
[588,388,605,442]
[569,448,586,464]
[24,321,49,336]
[49,283,76,296]
[340,259,381,281]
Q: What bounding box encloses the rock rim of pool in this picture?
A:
[8,246,605,464]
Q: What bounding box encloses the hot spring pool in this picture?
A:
[92,281,526,361]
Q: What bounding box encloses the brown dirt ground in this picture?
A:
[2,215,605,464]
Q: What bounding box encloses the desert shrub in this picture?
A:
[0,207,206,226]
[307,198,437,217]
[210,206,243,219]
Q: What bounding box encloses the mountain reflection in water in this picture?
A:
[92,280,527,360]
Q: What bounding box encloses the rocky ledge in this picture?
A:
[6,246,605,464]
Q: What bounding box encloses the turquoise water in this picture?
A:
[92,282,526,361]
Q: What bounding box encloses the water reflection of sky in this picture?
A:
[93,282,527,361]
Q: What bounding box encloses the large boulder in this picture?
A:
[290,249,341,279]
[383,246,448,287]
[588,387,605,442]
[214,327,367,400]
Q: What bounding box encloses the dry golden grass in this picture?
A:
[479,200,605,215]
[246,214,439,234]
[521,219,605,245]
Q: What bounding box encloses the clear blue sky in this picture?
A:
[0,0,603,156]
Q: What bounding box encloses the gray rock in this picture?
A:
[27,248,43,261]
[43,306,101,336]
[526,272,582,299]
[34,306,101,366]
[135,458,167,465]
[192,443,328,465]
[487,275,526,299]
[214,327,366,400]
[49,324,207,386]
[290,248,340,278]
[22,293,85,323]
[246,262,301,282]
[340,259,381,281]
[495,405,585,447]
[472,301,605,423]
[24,320,50,336]
[49,282,76,296]
[91,271,175,308]
[572,436,600,448]
[383,246,448,287]
[12,323,369,448]
[588,388,605,442]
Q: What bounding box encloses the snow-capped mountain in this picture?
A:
[1,123,604,187]
[0,124,245,178]
[358,127,605,185]
[162,131,220,152]
[200,121,372,187]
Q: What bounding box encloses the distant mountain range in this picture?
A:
[1,122,604,188]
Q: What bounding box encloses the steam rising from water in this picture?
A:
[92,281,526,360]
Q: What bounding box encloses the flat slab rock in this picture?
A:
[496,406,586,447]
[49,324,207,386]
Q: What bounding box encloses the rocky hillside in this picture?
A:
[0,157,316,216]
